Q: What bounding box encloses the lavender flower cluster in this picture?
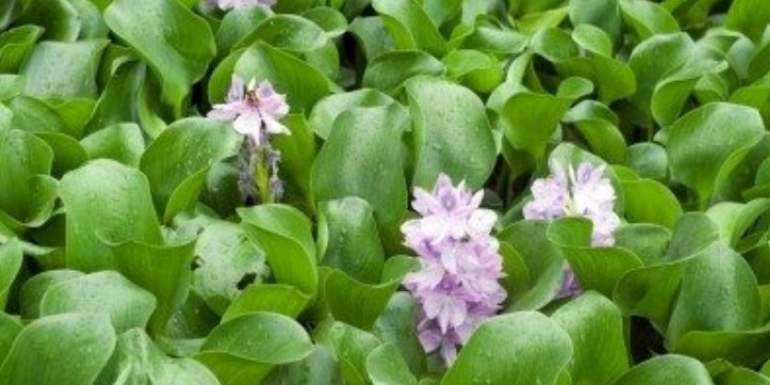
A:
[402,174,507,365]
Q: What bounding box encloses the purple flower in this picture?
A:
[523,162,620,298]
[402,174,506,365]
[214,0,276,11]
[208,76,290,146]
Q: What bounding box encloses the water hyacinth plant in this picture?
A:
[2,0,770,384]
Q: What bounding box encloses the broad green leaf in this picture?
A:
[105,0,216,115]
[442,49,503,93]
[19,270,84,319]
[705,199,770,247]
[262,345,342,385]
[303,6,348,37]
[309,89,396,139]
[324,269,398,330]
[15,0,80,41]
[406,76,497,189]
[726,0,770,42]
[222,284,310,322]
[0,312,116,385]
[239,204,318,296]
[372,292,426,377]
[569,0,621,42]
[442,311,573,385]
[80,122,145,167]
[84,60,146,134]
[362,50,445,95]
[667,242,761,346]
[498,220,564,310]
[0,25,43,73]
[614,223,671,265]
[675,325,770,368]
[20,40,108,100]
[272,114,317,210]
[311,104,409,246]
[0,129,57,232]
[0,238,22,308]
[348,16,395,61]
[140,118,241,222]
[192,220,267,315]
[95,328,219,385]
[552,292,629,385]
[619,174,682,229]
[620,0,679,40]
[0,313,20,364]
[626,142,668,181]
[500,89,571,160]
[611,355,713,385]
[372,0,447,56]
[60,159,162,271]
[39,271,156,333]
[196,312,314,385]
[315,320,383,385]
[563,100,626,163]
[234,14,328,53]
[548,217,643,298]
[666,103,765,208]
[110,238,196,337]
[215,6,271,57]
[319,197,384,283]
[366,343,418,385]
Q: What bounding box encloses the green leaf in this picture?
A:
[39,271,156,333]
[309,89,396,139]
[140,118,241,222]
[222,284,310,322]
[618,173,682,229]
[262,345,342,385]
[60,159,162,271]
[110,238,196,337]
[548,217,643,298]
[666,102,765,208]
[372,0,447,56]
[80,122,145,167]
[319,197,385,283]
[442,49,503,93]
[667,241,762,347]
[324,269,398,330]
[0,313,21,364]
[706,199,770,248]
[552,292,629,385]
[726,0,770,42]
[234,14,328,53]
[271,114,317,210]
[620,0,679,40]
[441,311,573,385]
[16,0,80,41]
[19,270,84,319]
[105,0,216,115]
[0,25,43,73]
[215,6,271,57]
[498,220,565,310]
[0,238,22,308]
[0,313,116,385]
[196,312,314,385]
[626,142,668,181]
[366,343,419,385]
[348,16,395,61]
[611,355,713,385]
[406,76,497,189]
[362,50,445,95]
[239,204,318,296]
[95,328,220,385]
[569,0,621,42]
[499,89,571,160]
[315,320,383,385]
[311,104,408,246]
[372,292,427,377]
[20,39,108,100]
[192,219,267,315]
[84,60,146,134]
[0,129,57,232]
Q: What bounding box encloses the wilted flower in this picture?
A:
[208,76,289,203]
[208,76,290,146]
[402,174,506,365]
[214,0,276,11]
[524,162,620,298]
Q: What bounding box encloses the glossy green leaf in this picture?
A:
[324,269,398,330]
[366,343,418,385]
[222,284,310,322]
[140,118,241,222]
[60,159,162,271]
[0,238,22,308]
[406,76,497,189]
[80,122,145,167]
[362,50,445,95]
[105,0,216,114]
[19,270,84,319]
[372,292,426,377]
[611,355,714,385]
[309,89,396,139]
[234,15,328,53]
[20,39,107,100]
[239,204,318,296]
[442,311,573,385]
[0,312,116,385]
[0,25,43,73]
[372,0,447,56]
[39,271,156,333]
